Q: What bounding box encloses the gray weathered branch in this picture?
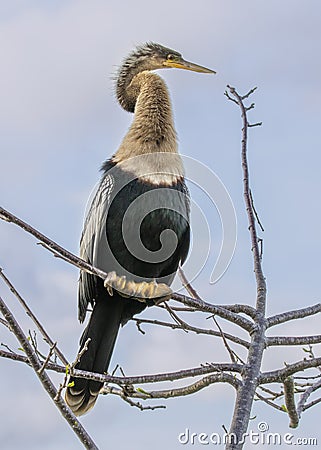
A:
[103,372,241,400]
[267,304,321,328]
[0,268,68,365]
[266,335,321,347]
[226,85,267,450]
[132,317,250,348]
[260,357,321,384]
[283,376,299,428]
[297,378,321,416]
[0,347,243,384]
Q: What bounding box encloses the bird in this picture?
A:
[65,42,215,416]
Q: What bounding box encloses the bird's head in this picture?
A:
[116,42,215,112]
[123,42,216,75]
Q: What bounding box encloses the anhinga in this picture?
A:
[65,42,215,415]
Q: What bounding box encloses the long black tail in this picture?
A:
[65,296,123,416]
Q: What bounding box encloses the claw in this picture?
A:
[104,271,117,296]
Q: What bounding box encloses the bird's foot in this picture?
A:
[104,272,172,303]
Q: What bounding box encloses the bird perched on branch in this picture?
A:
[65,42,215,415]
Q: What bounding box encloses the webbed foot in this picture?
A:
[104,272,172,303]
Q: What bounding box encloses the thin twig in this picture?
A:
[38,342,57,375]
[29,330,47,361]
[131,317,250,348]
[212,316,245,364]
[297,378,321,416]
[102,385,166,410]
[0,206,108,280]
[1,342,15,353]
[241,86,258,99]
[163,302,188,333]
[248,122,262,128]
[157,305,196,312]
[258,385,283,399]
[0,268,68,365]
[255,391,284,412]
[55,340,90,402]
[120,393,166,410]
[72,338,91,369]
[178,267,247,360]
[302,397,321,411]
[171,293,254,333]
[0,317,11,330]
[294,373,321,381]
[178,266,201,299]
[249,190,264,232]
[224,90,238,104]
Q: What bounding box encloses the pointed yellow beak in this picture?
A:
[163,57,216,74]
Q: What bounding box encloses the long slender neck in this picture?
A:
[114,71,178,161]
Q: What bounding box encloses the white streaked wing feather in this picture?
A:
[78,174,114,321]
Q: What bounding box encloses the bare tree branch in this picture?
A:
[260,357,321,384]
[171,293,254,332]
[267,304,321,328]
[0,317,11,330]
[283,376,299,428]
[0,206,108,279]
[38,342,57,375]
[226,85,267,450]
[0,346,243,384]
[0,268,68,365]
[216,304,257,320]
[102,385,167,410]
[178,266,202,299]
[249,189,264,232]
[0,295,98,450]
[132,317,250,347]
[267,335,321,347]
[297,378,321,416]
[212,316,245,364]
[103,372,240,400]
[255,391,284,412]
[55,337,91,402]
[302,396,321,411]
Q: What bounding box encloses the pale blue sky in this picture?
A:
[1,1,321,449]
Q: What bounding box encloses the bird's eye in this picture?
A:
[167,54,175,61]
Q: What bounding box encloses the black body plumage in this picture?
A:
[79,160,190,325]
